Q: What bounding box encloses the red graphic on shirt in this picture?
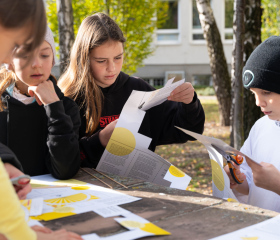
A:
[100,115,120,128]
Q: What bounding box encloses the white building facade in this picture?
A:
[134,0,234,86]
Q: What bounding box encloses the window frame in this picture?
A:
[156,0,181,45]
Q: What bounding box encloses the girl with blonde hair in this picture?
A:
[59,12,205,168]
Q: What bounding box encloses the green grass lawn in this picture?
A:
[155,97,230,195]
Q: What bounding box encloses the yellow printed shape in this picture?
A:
[45,193,88,206]
[54,206,75,213]
[54,179,87,186]
[141,223,170,235]
[31,211,75,221]
[211,159,225,191]
[31,183,50,188]
[107,127,136,156]
[227,198,238,202]
[88,194,99,201]
[71,186,90,190]
[169,166,185,177]
[241,237,259,240]
[121,220,145,229]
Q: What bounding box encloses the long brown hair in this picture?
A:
[0,0,47,110]
[59,13,126,136]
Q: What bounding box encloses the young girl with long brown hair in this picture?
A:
[0,26,81,179]
[59,12,205,168]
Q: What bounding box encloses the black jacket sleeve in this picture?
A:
[0,143,23,171]
[80,130,105,168]
[44,98,81,179]
[140,92,205,150]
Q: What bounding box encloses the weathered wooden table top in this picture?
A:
[41,168,279,239]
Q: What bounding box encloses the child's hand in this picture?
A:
[251,162,280,195]
[4,163,32,200]
[99,119,118,147]
[36,229,83,240]
[223,159,246,189]
[28,80,59,106]
[31,225,52,233]
[167,82,194,104]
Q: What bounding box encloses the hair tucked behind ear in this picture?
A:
[0,67,16,111]
[0,0,46,109]
[59,13,126,136]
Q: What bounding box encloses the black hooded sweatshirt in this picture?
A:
[0,76,81,179]
[79,72,205,168]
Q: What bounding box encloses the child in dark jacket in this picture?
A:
[0,26,81,179]
[58,13,205,168]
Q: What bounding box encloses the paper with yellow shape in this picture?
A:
[210,215,280,240]
[97,79,191,191]
[28,175,141,220]
[20,198,43,218]
[164,165,191,190]
[31,177,88,189]
[176,127,237,200]
[115,213,170,237]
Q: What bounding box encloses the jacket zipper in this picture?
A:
[3,95,10,146]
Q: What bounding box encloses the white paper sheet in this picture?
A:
[209,215,280,240]
[28,175,140,221]
[82,233,101,240]
[20,197,44,217]
[176,127,238,200]
[97,79,191,191]
[114,212,170,238]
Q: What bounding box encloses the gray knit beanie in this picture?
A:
[45,25,56,66]
[243,36,280,94]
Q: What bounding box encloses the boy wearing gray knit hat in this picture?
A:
[224,36,280,212]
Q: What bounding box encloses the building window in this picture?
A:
[192,74,213,86]
[192,0,204,40]
[224,0,234,40]
[165,71,185,84]
[143,78,165,88]
[157,0,180,44]
[192,0,233,42]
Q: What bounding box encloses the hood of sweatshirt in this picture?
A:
[99,71,130,94]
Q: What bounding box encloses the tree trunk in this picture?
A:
[231,0,245,149]
[243,0,262,139]
[56,0,74,74]
[196,0,231,126]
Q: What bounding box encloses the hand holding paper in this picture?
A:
[167,82,195,104]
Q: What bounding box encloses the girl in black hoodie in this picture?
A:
[59,13,205,168]
[0,26,81,179]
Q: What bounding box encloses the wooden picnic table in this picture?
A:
[41,168,279,239]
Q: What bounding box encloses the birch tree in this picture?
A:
[231,0,245,149]
[243,0,262,139]
[56,0,74,74]
[47,0,161,75]
[195,0,231,126]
